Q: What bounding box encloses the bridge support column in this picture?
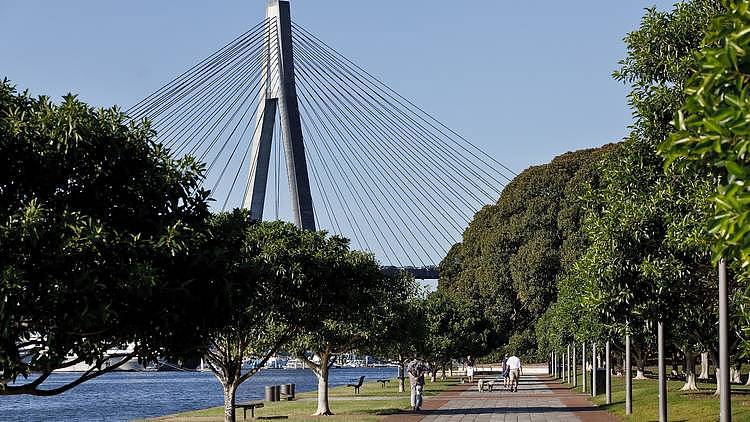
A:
[243,0,315,230]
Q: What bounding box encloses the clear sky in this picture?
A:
[3,0,677,172]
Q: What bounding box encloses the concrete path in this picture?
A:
[385,374,618,422]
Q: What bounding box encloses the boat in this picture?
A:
[282,358,306,369]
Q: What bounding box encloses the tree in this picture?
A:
[199,215,326,422]
[290,241,393,416]
[370,273,426,393]
[421,291,491,381]
[438,147,612,355]
[0,80,212,394]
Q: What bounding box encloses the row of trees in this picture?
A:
[440,2,750,404]
[536,0,732,392]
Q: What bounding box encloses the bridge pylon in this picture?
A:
[243,0,315,230]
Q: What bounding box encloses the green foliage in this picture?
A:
[420,290,492,367]
[661,1,750,269]
[439,146,611,353]
[370,272,425,364]
[573,0,724,356]
[0,79,211,394]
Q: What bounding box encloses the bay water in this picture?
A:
[0,366,397,421]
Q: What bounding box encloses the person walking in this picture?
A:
[501,354,511,390]
[466,355,475,383]
[506,353,522,392]
[406,357,430,411]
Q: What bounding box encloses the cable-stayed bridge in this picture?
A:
[126,0,515,278]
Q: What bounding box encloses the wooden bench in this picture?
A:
[235,401,264,419]
[376,378,390,388]
[347,375,365,394]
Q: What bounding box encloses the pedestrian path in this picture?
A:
[386,374,618,422]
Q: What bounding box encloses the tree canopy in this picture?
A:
[438,146,612,355]
[0,79,212,394]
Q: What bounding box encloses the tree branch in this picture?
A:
[2,352,137,396]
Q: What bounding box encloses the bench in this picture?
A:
[347,375,365,394]
[376,378,390,388]
[235,401,264,420]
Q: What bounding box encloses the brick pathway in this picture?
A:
[385,375,619,422]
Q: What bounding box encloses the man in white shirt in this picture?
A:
[506,354,522,392]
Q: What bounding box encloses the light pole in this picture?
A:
[719,259,731,422]
[625,322,632,415]
[658,321,667,422]
[606,340,611,404]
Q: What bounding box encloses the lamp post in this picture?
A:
[719,259,731,422]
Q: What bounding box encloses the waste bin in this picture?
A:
[281,383,295,400]
[590,368,606,395]
[265,385,276,402]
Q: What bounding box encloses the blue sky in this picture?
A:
[1,0,679,268]
[2,0,677,172]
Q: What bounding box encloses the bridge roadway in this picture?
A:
[381,266,439,280]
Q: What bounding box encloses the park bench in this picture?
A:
[376,378,390,388]
[347,375,365,394]
[235,401,264,419]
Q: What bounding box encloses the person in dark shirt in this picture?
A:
[406,357,430,411]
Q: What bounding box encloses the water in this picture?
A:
[0,367,397,421]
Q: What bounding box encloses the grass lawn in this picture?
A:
[149,377,458,422]
[559,371,750,421]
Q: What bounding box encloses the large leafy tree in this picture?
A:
[661,1,750,279]
[201,216,355,422]
[439,146,610,354]
[369,273,425,393]
[0,80,212,394]
[420,290,491,381]
[290,241,393,416]
[660,0,750,366]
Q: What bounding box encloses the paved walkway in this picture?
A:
[385,374,618,422]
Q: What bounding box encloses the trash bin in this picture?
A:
[590,368,606,395]
[273,385,281,402]
[265,385,276,402]
[281,383,295,400]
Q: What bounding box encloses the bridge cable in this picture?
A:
[292,21,517,182]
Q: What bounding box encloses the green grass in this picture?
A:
[557,371,750,421]
[149,377,458,421]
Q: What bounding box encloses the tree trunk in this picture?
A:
[634,345,647,380]
[714,367,721,397]
[223,383,238,422]
[680,350,699,391]
[699,352,709,379]
[398,362,405,393]
[731,362,742,384]
[635,353,647,380]
[313,353,333,416]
